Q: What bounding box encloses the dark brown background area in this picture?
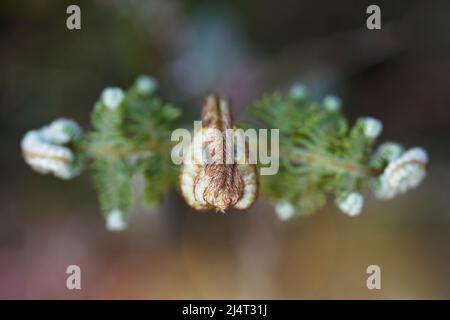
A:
[0,0,449,299]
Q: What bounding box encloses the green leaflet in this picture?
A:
[92,157,133,216]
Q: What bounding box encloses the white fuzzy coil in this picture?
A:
[21,118,83,179]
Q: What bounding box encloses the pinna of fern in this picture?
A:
[250,85,428,219]
[22,75,181,230]
[20,76,428,230]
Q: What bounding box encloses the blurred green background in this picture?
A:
[1,0,449,299]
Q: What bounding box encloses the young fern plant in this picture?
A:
[21,76,428,231]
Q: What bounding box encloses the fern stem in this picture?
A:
[286,148,378,177]
[80,140,173,159]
